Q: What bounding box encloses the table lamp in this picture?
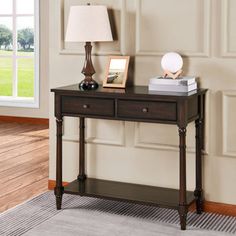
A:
[65,4,113,90]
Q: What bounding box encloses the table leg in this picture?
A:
[178,127,187,230]
[78,117,86,181]
[54,117,64,210]
[194,118,203,214]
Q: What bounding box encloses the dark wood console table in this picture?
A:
[51,85,207,230]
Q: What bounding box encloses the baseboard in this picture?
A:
[48,180,69,190]
[48,180,236,217]
[0,116,49,125]
[203,201,236,217]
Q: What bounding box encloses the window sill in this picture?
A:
[0,97,39,108]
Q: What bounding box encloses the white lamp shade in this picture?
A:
[65,5,113,42]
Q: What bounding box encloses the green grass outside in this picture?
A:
[0,50,34,97]
[0,57,13,96]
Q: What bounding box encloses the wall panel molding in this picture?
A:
[58,0,126,55]
[134,123,196,153]
[221,0,236,57]
[222,90,236,157]
[203,91,211,156]
[135,0,211,57]
[63,121,126,146]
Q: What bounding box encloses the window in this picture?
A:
[0,0,39,107]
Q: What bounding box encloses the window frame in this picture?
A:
[0,0,39,108]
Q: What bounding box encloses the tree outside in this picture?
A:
[18,28,34,51]
[0,25,12,50]
[0,25,34,51]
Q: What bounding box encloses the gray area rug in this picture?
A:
[0,191,235,236]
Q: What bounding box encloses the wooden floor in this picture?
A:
[0,122,49,213]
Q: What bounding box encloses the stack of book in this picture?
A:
[148,76,197,92]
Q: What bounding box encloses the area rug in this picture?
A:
[0,191,235,236]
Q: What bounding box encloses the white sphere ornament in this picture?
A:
[161,52,183,74]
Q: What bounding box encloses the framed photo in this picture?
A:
[103,56,130,88]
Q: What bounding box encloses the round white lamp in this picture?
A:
[161,52,183,79]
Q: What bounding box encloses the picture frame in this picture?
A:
[103,56,130,88]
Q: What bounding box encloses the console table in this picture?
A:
[51,85,207,230]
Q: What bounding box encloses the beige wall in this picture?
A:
[49,0,236,204]
[0,0,49,118]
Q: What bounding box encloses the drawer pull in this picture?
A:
[83,104,89,109]
[142,108,148,113]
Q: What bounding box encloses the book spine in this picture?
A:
[148,83,197,92]
[149,78,195,86]
[149,78,180,85]
[179,79,195,85]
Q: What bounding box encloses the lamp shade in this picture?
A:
[65,5,113,42]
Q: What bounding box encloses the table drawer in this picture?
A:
[61,96,114,116]
[117,100,177,121]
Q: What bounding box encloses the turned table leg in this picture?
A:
[194,118,203,214]
[78,117,86,181]
[178,127,187,230]
[54,117,64,210]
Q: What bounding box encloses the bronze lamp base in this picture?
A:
[79,78,98,90]
[79,42,98,90]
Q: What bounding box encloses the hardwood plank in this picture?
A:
[0,139,48,162]
[0,122,19,130]
[0,128,48,156]
[0,123,31,135]
[0,178,48,212]
[0,145,48,172]
[0,159,48,183]
[0,122,44,133]
[0,122,49,212]
[0,160,48,197]
[0,125,48,147]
